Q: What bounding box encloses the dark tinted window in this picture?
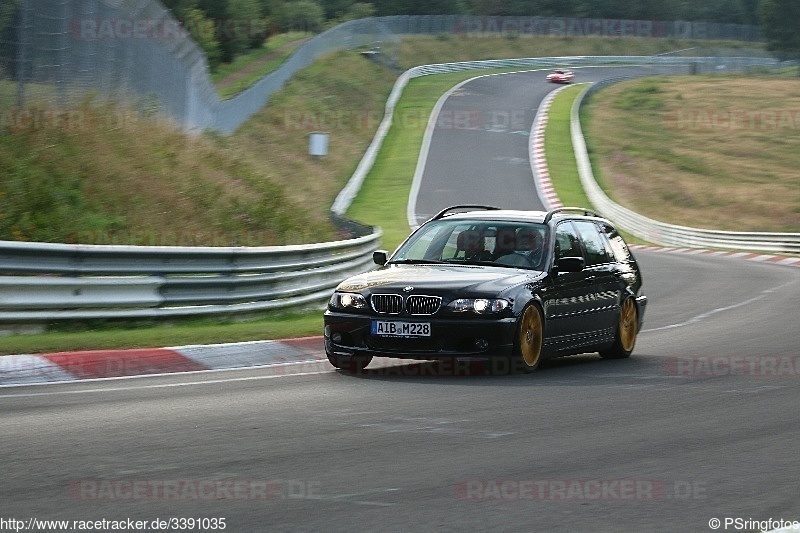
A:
[554,222,583,261]
[600,223,632,263]
[574,221,613,266]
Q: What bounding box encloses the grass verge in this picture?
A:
[212,32,312,100]
[543,84,591,209]
[545,83,653,245]
[0,311,323,356]
[583,75,800,232]
[0,52,396,246]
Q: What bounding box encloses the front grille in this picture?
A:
[370,294,442,315]
[407,295,441,315]
[371,294,403,314]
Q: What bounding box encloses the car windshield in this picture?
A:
[391,219,549,270]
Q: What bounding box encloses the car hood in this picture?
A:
[336,264,545,295]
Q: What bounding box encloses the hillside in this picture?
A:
[0,36,773,246]
[584,75,800,232]
[0,53,395,245]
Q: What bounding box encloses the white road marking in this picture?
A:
[722,385,786,394]
[0,364,336,398]
[305,488,402,507]
[641,279,796,333]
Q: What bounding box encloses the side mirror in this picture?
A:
[556,256,585,273]
[373,250,389,266]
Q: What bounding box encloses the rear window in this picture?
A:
[600,223,633,263]
[573,221,614,266]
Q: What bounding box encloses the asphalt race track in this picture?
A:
[2,67,799,532]
[410,65,673,225]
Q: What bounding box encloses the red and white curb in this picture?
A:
[629,246,800,267]
[0,337,327,387]
[530,84,576,211]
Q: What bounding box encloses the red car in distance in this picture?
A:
[546,69,574,83]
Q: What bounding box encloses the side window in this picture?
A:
[573,221,613,266]
[554,222,583,261]
[601,223,632,263]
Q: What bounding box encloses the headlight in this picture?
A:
[474,298,503,313]
[447,298,510,314]
[329,292,367,310]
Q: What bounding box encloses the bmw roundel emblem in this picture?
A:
[403,286,414,292]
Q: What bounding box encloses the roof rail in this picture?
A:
[429,205,502,221]
[544,207,601,224]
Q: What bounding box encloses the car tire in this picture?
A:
[327,353,373,373]
[600,297,638,359]
[512,303,544,373]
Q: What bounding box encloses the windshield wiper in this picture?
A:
[388,259,445,265]
[443,258,540,269]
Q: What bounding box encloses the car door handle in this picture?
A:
[585,275,596,283]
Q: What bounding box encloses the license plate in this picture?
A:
[372,320,431,337]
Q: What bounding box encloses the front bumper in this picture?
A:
[636,294,648,331]
[324,311,517,361]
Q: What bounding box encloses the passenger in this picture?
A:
[495,227,542,268]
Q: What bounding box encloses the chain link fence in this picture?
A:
[0,4,769,135]
[0,0,396,133]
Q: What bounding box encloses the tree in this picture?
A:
[278,0,325,32]
[760,0,800,72]
[318,0,357,19]
[0,0,19,38]
[160,0,200,19]
[372,0,466,16]
[183,7,222,69]
[739,0,761,24]
[465,0,514,16]
[257,0,284,16]
[228,0,267,53]
[0,0,20,78]
[344,2,376,20]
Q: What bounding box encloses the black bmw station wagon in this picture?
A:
[324,206,647,373]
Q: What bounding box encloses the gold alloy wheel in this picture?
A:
[620,298,638,352]
[519,305,543,369]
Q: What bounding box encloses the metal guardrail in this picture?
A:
[0,231,380,322]
[571,80,800,254]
